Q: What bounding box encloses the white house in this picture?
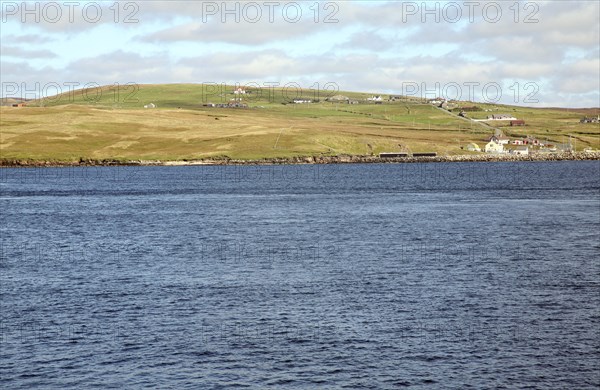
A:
[485,140,504,154]
[512,146,529,155]
[144,103,156,109]
[428,97,445,105]
[368,95,383,101]
[487,135,511,145]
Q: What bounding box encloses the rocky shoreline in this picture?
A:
[1,152,599,168]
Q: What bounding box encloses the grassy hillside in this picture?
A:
[1,84,598,162]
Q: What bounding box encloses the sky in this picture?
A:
[1,0,599,107]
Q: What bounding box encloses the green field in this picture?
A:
[1,84,598,162]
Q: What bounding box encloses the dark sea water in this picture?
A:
[1,161,599,389]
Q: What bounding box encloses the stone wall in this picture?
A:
[2,152,599,167]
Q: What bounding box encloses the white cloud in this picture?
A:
[140,18,324,45]
[1,45,56,58]
[1,34,52,44]
[0,0,597,107]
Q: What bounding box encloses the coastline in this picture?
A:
[1,152,599,168]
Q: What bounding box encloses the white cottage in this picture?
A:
[485,140,504,154]
[512,146,529,155]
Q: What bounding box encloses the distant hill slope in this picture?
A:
[1,84,598,162]
[24,83,401,109]
[0,97,29,107]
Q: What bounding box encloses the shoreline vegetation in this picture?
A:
[1,151,599,168]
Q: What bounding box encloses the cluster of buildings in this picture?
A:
[580,116,599,123]
[202,102,248,108]
[199,87,251,108]
[427,98,459,110]
[427,98,446,105]
[465,131,569,155]
[324,95,381,104]
[486,114,517,121]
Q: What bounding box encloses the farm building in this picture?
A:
[412,152,437,157]
[427,98,445,105]
[510,120,526,126]
[525,137,540,146]
[487,114,517,120]
[511,146,529,155]
[379,152,408,158]
[465,143,481,152]
[580,116,599,123]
